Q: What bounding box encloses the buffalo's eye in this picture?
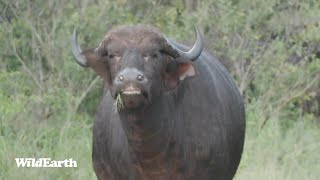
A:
[108,54,115,59]
[99,49,108,57]
[144,52,159,62]
[151,53,158,59]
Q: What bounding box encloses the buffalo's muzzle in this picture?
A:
[115,68,148,86]
[113,68,150,110]
[117,85,149,110]
[121,85,142,95]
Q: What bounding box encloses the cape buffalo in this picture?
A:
[71,25,245,180]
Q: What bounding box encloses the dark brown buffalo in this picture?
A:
[71,25,245,180]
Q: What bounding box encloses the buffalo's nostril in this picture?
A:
[118,75,124,81]
[137,74,144,81]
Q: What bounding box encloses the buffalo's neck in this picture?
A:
[119,100,172,162]
[115,94,186,178]
[120,112,170,161]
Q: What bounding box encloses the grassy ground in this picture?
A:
[1,95,319,180]
[1,0,319,179]
[236,108,320,180]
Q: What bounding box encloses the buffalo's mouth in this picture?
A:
[122,86,143,95]
[114,85,149,110]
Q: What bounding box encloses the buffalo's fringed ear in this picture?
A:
[81,49,111,85]
[165,61,197,90]
[71,29,111,86]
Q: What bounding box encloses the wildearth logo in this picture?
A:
[15,158,77,168]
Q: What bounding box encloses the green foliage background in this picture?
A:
[0,0,319,179]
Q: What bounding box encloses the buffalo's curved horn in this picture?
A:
[166,26,204,61]
[71,29,88,67]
